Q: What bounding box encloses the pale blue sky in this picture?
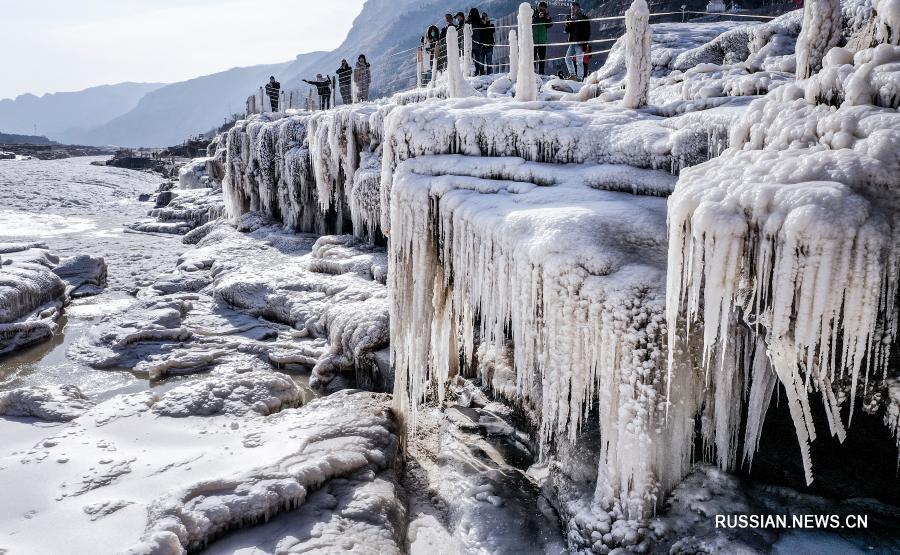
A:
[0,0,367,100]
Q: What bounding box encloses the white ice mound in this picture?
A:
[390,155,688,519]
[0,385,94,421]
[150,370,302,417]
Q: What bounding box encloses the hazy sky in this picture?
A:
[0,0,367,100]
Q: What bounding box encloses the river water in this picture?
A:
[0,156,185,398]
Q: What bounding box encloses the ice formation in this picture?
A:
[623,0,651,109]
[389,155,692,519]
[508,29,519,83]
[667,44,900,483]
[515,3,537,101]
[796,0,842,79]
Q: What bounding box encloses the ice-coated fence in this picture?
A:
[244,5,780,115]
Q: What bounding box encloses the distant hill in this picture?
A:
[0,82,165,143]
[0,131,57,145]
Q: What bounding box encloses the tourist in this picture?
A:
[264,76,281,112]
[302,74,332,110]
[564,2,591,80]
[532,2,553,75]
[455,11,466,54]
[424,25,441,83]
[467,8,485,75]
[354,55,371,102]
[336,60,353,105]
[481,12,496,75]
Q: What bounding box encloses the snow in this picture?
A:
[0,388,399,554]
[623,0,651,109]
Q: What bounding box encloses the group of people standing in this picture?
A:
[303,55,371,110]
[534,1,592,81]
[421,9,497,80]
[420,2,595,84]
[264,55,371,113]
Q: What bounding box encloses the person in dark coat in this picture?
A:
[354,55,371,102]
[564,2,591,80]
[303,74,332,110]
[424,25,441,83]
[336,60,353,104]
[455,11,466,54]
[467,8,485,75]
[264,76,281,112]
[481,12,496,75]
[532,2,553,75]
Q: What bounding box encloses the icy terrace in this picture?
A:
[218,0,900,527]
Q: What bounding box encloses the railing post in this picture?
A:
[509,29,518,81]
[623,0,651,109]
[446,25,463,98]
[464,23,474,77]
[259,86,265,113]
[515,3,536,101]
[416,47,424,88]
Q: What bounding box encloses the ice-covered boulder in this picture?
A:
[177,157,213,189]
[0,244,105,355]
[0,385,94,422]
[150,370,302,417]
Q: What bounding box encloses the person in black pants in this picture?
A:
[532,2,553,75]
[264,76,281,111]
[303,74,332,110]
[336,60,353,105]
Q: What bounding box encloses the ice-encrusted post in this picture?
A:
[508,29,519,81]
[796,0,842,79]
[464,23,474,76]
[259,87,266,112]
[447,25,464,97]
[416,48,424,88]
[623,0,651,109]
[515,3,537,101]
[430,46,440,88]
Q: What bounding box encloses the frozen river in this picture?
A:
[0,156,186,397]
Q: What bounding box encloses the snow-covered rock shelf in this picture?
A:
[1,243,106,355]
[0,386,399,554]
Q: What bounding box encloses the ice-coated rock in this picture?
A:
[0,385,94,421]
